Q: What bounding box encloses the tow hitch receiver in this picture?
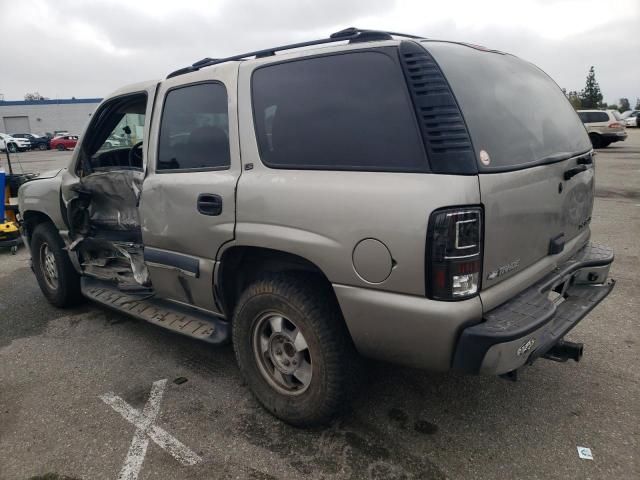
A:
[542,340,584,363]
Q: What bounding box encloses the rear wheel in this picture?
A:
[31,222,83,307]
[589,133,603,148]
[232,273,360,426]
[56,144,66,151]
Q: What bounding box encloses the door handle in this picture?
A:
[197,194,223,216]
[563,165,588,181]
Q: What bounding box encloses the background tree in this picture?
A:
[23,92,47,101]
[618,98,630,113]
[579,66,603,109]
[563,88,582,109]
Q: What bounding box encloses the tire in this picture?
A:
[7,143,17,153]
[589,133,603,149]
[56,144,66,151]
[38,143,47,151]
[31,222,83,307]
[232,273,360,427]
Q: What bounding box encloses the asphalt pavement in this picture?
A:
[0,133,638,479]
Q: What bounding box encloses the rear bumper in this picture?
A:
[602,131,627,142]
[453,242,614,375]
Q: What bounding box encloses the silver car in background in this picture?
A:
[577,109,628,147]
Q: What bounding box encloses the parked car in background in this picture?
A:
[621,110,639,127]
[577,109,627,147]
[49,134,79,151]
[0,133,30,152]
[103,134,128,149]
[11,133,50,150]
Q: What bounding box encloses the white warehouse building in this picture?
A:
[0,98,102,136]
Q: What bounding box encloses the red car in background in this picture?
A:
[49,135,79,151]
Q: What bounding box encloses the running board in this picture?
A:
[81,278,229,344]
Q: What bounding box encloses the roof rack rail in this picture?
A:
[166,27,424,79]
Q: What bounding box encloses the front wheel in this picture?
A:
[31,222,83,307]
[38,143,47,151]
[233,274,360,427]
[7,143,17,153]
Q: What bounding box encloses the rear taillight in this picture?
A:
[426,206,483,300]
[608,122,622,128]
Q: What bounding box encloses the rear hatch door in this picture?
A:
[424,41,594,300]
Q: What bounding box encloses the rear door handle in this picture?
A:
[563,165,588,180]
[197,194,222,216]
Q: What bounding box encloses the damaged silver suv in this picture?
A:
[19,28,614,426]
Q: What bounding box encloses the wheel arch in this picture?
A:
[216,245,340,319]
[22,210,55,247]
[588,132,603,148]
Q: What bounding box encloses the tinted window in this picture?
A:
[590,112,609,123]
[251,51,426,171]
[577,112,587,123]
[158,83,230,171]
[425,42,592,171]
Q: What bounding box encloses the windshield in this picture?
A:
[423,41,592,171]
[611,110,622,121]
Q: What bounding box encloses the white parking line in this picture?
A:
[100,379,202,480]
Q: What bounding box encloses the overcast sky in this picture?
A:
[1,0,638,106]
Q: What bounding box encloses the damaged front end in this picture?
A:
[65,170,151,292]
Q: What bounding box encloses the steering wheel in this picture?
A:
[128,141,144,168]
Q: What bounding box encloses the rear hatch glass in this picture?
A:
[423,41,591,171]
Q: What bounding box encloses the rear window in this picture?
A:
[585,111,609,123]
[424,42,592,171]
[251,51,427,172]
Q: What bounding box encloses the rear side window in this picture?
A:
[424,42,592,171]
[251,51,427,172]
[158,83,230,171]
[587,111,609,123]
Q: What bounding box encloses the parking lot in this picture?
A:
[0,132,638,480]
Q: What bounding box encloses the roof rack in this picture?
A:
[167,27,424,79]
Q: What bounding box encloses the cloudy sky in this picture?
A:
[1,0,638,106]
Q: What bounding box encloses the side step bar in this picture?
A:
[81,278,229,344]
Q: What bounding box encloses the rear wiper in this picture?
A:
[564,165,588,180]
[538,152,574,164]
[576,155,593,165]
[538,150,591,165]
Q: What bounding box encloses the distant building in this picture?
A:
[0,97,102,135]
